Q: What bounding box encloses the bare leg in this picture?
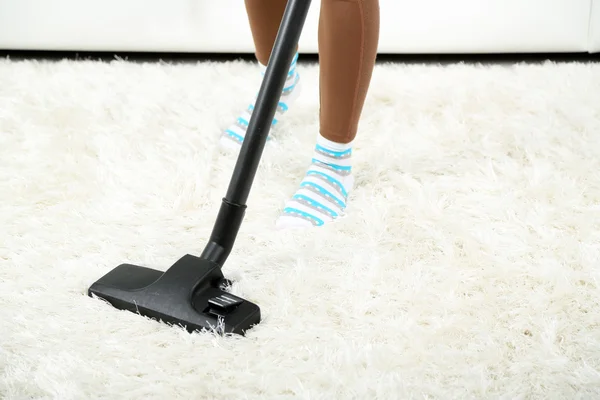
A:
[276,0,380,229]
[318,0,380,143]
[220,0,301,149]
[244,0,290,65]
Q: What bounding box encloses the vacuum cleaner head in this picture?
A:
[88,254,260,335]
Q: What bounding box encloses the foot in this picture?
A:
[275,134,354,229]
[220,52,302,150]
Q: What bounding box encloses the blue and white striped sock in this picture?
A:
[220,52,302,149]
[276,134,354,229]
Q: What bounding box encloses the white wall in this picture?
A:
[590,0,600,52]
[0,0,597,53]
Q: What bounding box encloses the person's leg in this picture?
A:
[276,0,380,229]
[220,0,302,149]
[244,0,288,66]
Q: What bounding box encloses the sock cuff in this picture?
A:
[260,51,299,74]
[316,133,354,151]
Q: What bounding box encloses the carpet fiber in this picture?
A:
[1,56,600,399]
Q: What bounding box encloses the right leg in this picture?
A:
[220,0,302,149]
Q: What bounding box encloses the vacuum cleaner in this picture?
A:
[88,0,312,336]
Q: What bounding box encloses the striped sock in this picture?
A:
[220,52,302,150]
[275,134,354,230]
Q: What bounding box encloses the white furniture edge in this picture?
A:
[0,0,598,54]
[590,0,600,52]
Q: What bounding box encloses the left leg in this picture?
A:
[276,0,380,229]
[220,0,301,149]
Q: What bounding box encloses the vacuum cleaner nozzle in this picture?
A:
[88,254,261,335]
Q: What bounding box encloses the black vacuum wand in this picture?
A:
[88,0,312,336]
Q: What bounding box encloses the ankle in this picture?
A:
[275,134,354,230]
[220,52,302,149]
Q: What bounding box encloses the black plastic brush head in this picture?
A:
[88,254,260,335]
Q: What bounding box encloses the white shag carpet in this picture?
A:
[1,56,600,399]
